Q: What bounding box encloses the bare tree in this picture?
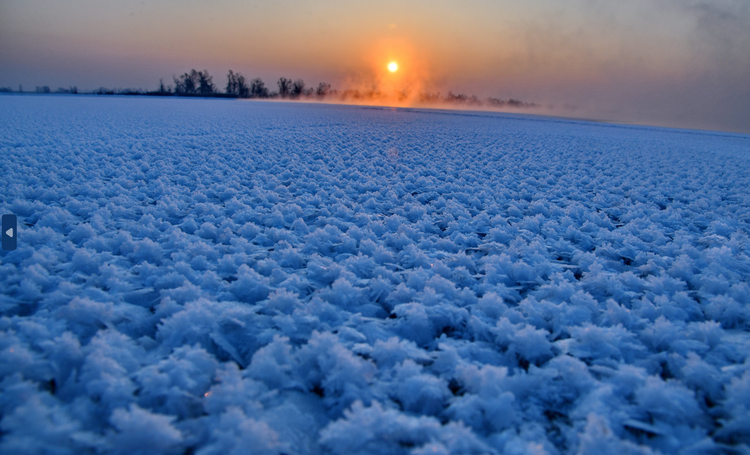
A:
[236,74,249,98]
[226,70,238,96]
[277,77,291,98]
[174,70,198,95]
[446,91,469,103]
[290,79,306,98]
[251,78,268,98]
[197,70,215,95]
[226,70,250,98]
[173,69,214,96]
[316,82,331,99]
[158,78,170,94]
[185,70,199,94]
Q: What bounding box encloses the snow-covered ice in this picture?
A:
[1,94,749,454]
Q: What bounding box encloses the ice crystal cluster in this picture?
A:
[1,95,749,454]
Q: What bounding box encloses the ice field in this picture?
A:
[1,94,749,454]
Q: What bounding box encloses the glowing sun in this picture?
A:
[388,62,398,72]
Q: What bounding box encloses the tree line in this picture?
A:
[158,68,333,100]
[155,68,536,108]
[2,68,537,109]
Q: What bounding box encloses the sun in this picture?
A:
[388,62,398,72]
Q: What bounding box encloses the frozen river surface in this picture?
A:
[1,95,750,454]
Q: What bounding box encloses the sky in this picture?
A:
[1,0,749,133]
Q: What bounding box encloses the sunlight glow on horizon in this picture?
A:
[0,0,748,132]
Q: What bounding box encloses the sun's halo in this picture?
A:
[388,62,398,72]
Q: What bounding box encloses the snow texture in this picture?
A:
[1,94,750,454]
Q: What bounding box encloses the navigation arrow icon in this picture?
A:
[2,214,17,250]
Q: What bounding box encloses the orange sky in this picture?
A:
[1,0,749,132]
